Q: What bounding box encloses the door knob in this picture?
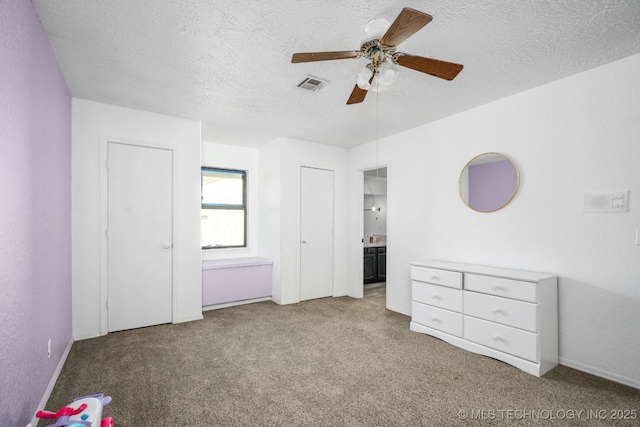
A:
[163,243,172,249]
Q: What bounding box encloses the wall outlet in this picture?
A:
[47,338,51,358]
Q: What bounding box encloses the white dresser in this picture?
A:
[410,260,558,376]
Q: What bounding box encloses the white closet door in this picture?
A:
[107,142,173,332]
[300,167,334,301]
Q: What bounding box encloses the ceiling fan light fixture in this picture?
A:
[356,66,373,90]
[376,62,399,86]
[371,82,390,93]
[359,18,390,46]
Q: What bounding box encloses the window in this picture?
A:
[201,167,246,249]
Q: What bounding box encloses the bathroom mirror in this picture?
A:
[458,152,520,212]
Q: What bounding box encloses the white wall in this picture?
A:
[72,99,203,339]
[348,53,640,388]
[257,139,282,302]
[260,137,349,304]
[201,141,259,260]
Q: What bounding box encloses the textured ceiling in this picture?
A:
[33,0,640,148]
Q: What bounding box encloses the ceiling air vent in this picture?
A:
[296,75,329,92]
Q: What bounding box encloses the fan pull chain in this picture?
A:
[375,80,379,204]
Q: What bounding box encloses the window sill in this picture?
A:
[202,246,255,260]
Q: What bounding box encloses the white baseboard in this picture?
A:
[386,304,410,317]
[30,338,74,427]
[203,297,272,311]
[73,331,101,341]
[173,313,204,323]
[275,298,299,305]
[559,357,640,390]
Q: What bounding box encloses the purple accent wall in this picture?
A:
[468,159,517,211]
[0,1,72,425]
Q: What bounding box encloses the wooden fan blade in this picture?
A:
[379,8,432,47]
[346,71,376,105]
[292,50,360,63]
[395,54,463,80]
[347,84,368,104]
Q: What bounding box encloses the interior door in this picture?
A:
[107,142,173,332]
[300,167,334,301]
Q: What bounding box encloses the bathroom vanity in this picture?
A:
[364,234,386,284]
[364,246,386,284]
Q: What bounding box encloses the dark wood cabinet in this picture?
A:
[377,247,386,281]
[364,248,377,284]
[364,246,386,284]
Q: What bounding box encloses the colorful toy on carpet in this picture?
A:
[36,393,114,427]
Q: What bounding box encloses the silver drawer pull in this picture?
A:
[431,294,440,299]
[492,307,501,314]
[491,284,501,291]
[429,275,440,281]
[492,334,501,341]
[431,315,440,322]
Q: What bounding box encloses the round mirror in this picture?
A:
[458,152,520,212]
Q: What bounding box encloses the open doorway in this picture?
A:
[363,167,387,299]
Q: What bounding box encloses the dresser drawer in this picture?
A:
[464,316,538,363]
[464,291,538,332]
[413,281,463,312]
[465,273,537,303]
[411,266,462,289]
[412,302,463,337]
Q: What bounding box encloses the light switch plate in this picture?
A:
[583,191,628,213]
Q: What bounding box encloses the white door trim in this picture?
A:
[99,137,177,336]
[358,163,389,302]
[355,169,365,299]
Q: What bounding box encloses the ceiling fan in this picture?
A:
[291,7,463,105]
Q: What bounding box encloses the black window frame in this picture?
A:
[201,167,247,250]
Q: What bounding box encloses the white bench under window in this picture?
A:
[202,257,272,308]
